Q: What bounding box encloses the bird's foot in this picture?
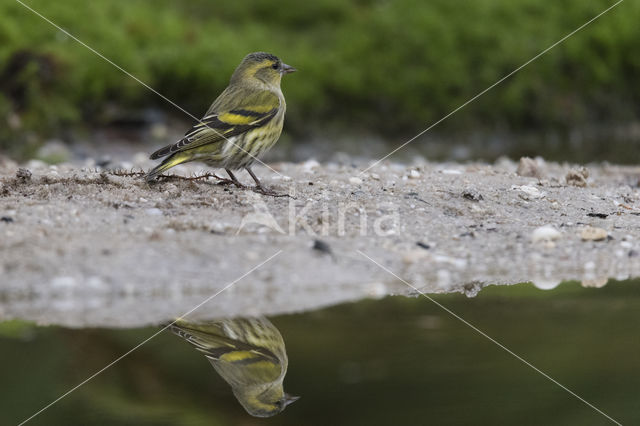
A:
[214,174,246,188]
[252,185,291,198]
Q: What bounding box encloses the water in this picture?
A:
[1,279,638,426]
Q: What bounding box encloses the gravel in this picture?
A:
[1,155,639,327]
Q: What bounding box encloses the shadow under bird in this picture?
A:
[146,52,296,195]
[166,317,299,417]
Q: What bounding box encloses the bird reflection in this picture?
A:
[166,316,299,417]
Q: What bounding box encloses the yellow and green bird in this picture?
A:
[146,52,296,193]
[167,317,299,417]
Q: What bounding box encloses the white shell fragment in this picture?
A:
[531,225,562,244]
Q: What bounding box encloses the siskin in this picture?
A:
[146,52,296,194]
[167,316,299,417]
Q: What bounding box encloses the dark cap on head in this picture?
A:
[244,52,280,63]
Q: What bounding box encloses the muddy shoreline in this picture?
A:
[1,156,639,326]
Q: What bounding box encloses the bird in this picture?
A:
[166,316,299,417]
[145,52,296,195]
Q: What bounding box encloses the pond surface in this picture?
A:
[1,279,638,425]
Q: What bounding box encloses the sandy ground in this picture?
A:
[1,154,639,327]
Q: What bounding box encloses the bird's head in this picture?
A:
[234,384,300,418]
[230,52,296,89]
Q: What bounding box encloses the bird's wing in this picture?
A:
[167,321,283,383]
[149,88,280,159]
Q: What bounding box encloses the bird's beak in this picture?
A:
[283,393,301,407]
[281,63,297,75]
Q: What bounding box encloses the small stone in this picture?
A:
[25,159,47,170]
[312,239,332,256]
[513,185,544,200]
[532,279,561,290]
[36,140,71,164]
[566,167,589,187]
[1,216,13,223]
[301,159,320,172]
[462,189,483,202]
[531,225,562,244]
[581,277,608,288]
[409,170,421,179]
[16,168,32,181]
[516,156,544,178]
[349,177,363,185]
[132,152,148,166]
[366,282,387,298]
[163,184,179,195]
[580,226,608,241]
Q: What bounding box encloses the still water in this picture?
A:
[1,280,638,426]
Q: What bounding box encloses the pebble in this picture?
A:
[531,225,562,244]
[581,277,608,288]
[37,140,71,163]
[25,159,47,170]
[566,167,589,187]
[516,156,544,178]
[409,170,421,179]
[580,226,608,241]
[301,159,320,172]
[462,189,483,202]
[513,185,545,200]
[16,168,32,180]
[349,177,363,185]
[312,239,333,256]
[366,282,387,298]
[532,278,561,290]
[133,152,149,165]
[163,184,179,195]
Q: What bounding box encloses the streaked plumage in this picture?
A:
[167,317,299,417]
[145,52,295,193]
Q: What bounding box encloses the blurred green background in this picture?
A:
[1,0,639,161]
[1,280,638,425]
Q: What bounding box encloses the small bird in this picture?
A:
[146,52,296,194]
[166,317,299,417]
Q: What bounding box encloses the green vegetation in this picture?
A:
[1,0,638,158]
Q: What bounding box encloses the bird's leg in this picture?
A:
[246,167,288,197]
[245,166,264,188]
[225,169,245,188]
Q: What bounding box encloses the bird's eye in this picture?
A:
[272,62,279,70]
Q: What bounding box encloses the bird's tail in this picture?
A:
[145,152,191,181]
